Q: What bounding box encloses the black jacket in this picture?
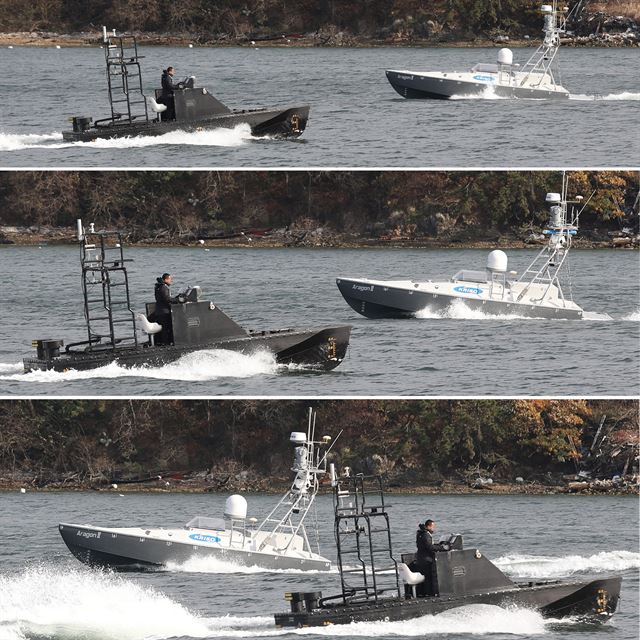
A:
[160,71,175,98]
[416,524,443,564]
[154,278,178,312]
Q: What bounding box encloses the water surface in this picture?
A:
[0,46,638,167]
[0,245,637,396]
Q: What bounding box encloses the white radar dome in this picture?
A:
[290,431,307,444]
[487,250,508,272]
[545,192,561,204]
[224,494,248,519]
[497,48,513,66]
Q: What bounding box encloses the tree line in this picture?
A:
[0,171,637,241]
[0,399,636,487]
[0,1,627,41]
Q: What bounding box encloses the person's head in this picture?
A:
[425,519,436,533]
[162,273,172,284]
[166,66,175,76]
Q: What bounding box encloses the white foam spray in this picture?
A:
[569,91,640,101]
[200,605,550,637]
[620,308,640,322]
[165,555,335,575]
[0,349,311,384]
[415,298,540,320]
[0,566,211,640]
[0,131,63,151]
[495,550,640,578]
[0,123,257,152]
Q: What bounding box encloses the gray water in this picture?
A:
[0,46,638,167]
[0,245,638,396]
[0,490,637,640]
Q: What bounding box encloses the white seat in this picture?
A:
[147,96,167,113]
[136,313,162,345]
[397,562,425,598]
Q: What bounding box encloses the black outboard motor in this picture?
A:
[71,116,93,132]
[285,592,322,613]
[33,339,64,361]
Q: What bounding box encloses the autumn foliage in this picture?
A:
[0,400,636,487]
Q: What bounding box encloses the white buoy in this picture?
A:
[20,487,26,493]
[55,45,61,49]
[111,483,118,489]
[8,45,13,49]
[198,239,205,245]
[188,43,193,48]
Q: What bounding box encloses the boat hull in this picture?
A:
[274,576,621,627]
[59,524,330,572]
[23,325,351,373]
[62,106,309,142]
[385,70,569,100]
[336,278,582,320]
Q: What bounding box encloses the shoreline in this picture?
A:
[0,31,637,49]
[1,227,637,251]
[1,478,636,496]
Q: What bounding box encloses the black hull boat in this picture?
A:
[24,320,350,373]
[63,28,309,142]
[386,3,571,101]
[274,475,621,628]
[23,221,350,374]
[63,105,309,143]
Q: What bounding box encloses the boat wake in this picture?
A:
[0,123,257,152]
[621,308,640,322]
[414,299,615,321]
[165,556,335,575]
[0,565,210,640]
[569,91,640,101]
[495,550,640,579]
[0,349,310,384]
[0,131,64,151]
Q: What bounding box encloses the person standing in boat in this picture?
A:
[152,273,180,344]
[414,519,448,596]
[159,67,177,120]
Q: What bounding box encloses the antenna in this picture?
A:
[76,219,84,242]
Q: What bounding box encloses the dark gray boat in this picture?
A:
[23,221,350,373]
[387,2,570,100]
[59,413,337,572]
[63,28,308,142]
[274,475,621,627]
[336,177,611,321]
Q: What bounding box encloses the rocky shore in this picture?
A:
[1,472,636,496]
[1,224,637,250]
[0,24,638,48]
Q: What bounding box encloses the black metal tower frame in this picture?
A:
[333,475,400,605]
[80,230,138,351]
[103,32,149,125]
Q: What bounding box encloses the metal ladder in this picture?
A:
[333,475,400,604]
[81,231,138,350]
[104,34,149,124]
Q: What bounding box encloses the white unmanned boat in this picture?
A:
[337,176,612,321]
[59,410,336,571]
[387,2,570,99]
